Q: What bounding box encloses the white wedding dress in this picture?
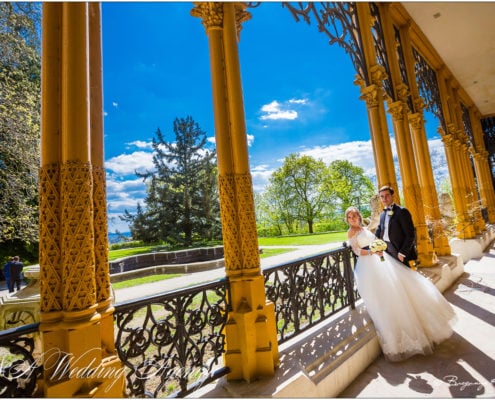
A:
[349,228,456,362]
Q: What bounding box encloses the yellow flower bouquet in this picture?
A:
[370,239,387,261]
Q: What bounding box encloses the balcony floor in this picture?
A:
[338,243,495,398]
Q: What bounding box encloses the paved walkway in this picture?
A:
[3,241,493,398]
[113,243,342,303]
[0,243,343,303]
[339,243,495,398]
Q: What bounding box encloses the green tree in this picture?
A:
[268,154,329,234]
[125,116,220,246]
[0,3,41,261]
[325,159,374,215]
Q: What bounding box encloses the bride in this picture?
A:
[345,206,456,362]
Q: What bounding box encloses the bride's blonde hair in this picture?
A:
[344,206,363,226]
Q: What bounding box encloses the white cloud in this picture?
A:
[300,140,383,177]
[126,140,152,149]
[289,98,307,105]
[260,100,299,121]
[112,101,118,108]
[250,138,448,193]
[105,137,449,233]
[246,134,254,146]
[105,151,154,175]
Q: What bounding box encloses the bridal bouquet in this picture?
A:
[370,239,387,261]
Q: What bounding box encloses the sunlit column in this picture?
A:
[449,87,485,233]
[191,1,278,382]
[89,2,119,359]
[355,3,400,198]
[436,70,476,239]
[441,130,475,239]
[409,113,451,255]
[356,79,398,192]
[387,15,452,256]
[470,108,495,222]
[387,102,436,266]
[40,3,124,396]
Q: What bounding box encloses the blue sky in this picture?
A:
[101,2,448,233]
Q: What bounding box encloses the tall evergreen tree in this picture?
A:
[0,3,41,261]
[128,116,220,246]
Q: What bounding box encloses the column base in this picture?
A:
[224,275,279,382]
[40,308,125,398]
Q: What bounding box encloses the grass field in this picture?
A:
[109,231,348,289]
[108,231,347,261]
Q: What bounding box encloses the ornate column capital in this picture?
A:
[191,2,251,39]
[408,112,424,130]
[369,64,388,86]
[191,2,224,31]
[387,100,405,121]
[441,131,454,146]
[358,83,380,108]
[395,83,410,103]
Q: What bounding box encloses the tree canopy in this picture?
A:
[256,155,374,235]
[122,116,221,246]
[0,3,41,260]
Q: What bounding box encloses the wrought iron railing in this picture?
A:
[113,279,231,398]
[0,323,42,397]
[0,246,358,398]
[264,245,358,344]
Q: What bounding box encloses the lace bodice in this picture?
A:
[349,228,375,256]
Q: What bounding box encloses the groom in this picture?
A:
[374,185,417,267]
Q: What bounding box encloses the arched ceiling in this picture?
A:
[402,2,495,117]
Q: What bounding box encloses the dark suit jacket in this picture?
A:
[375,204,417,266]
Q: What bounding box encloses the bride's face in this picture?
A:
[347,211,361,227]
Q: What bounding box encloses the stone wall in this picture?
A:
[109,246,224,274]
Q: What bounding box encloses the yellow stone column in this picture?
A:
[440,129,475,239]
[449,86,485,233]
[409,113,451,255]
[470,109,495,222]
[387,102,436,266]
[356,79,398,192]
[191,2,278,382]
[355,2,399,195]
[89,3,121,366]
[388,15,451,256]
[436,69,476,239]
[40,3,124,397]
[375,4,437,265]
[458,137,485,233]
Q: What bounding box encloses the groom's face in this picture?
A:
[379,190,394,208]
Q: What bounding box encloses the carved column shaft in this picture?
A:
[394,18,451,255]
[436,70,476,239]
[40,3,123,396]
[471,107,495,222]
[387,102,436,265]
[355,3,399,195]
[192,1,278,382]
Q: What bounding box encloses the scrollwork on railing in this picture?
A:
[282,2,368,85]
[113,280,230,398]
[0,323,42,398]
[263,246,358,344]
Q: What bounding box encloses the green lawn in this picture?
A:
[112,273,182,289]
[258,231,347,246]
[108,231,347,261]
[108,231,347,289]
